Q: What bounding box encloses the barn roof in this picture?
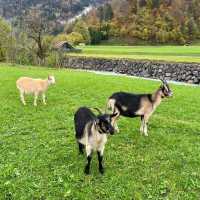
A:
[53,41,72,49]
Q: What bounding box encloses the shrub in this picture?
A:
[53,32,84,45]
[66,32,84,45]
[45,51,65,68]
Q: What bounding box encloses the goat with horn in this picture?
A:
[106,79,173,136]
[74,107,117,174]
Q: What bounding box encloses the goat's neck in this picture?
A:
[92,123,106,140]
[151,89,163,108]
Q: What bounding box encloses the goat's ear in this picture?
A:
[94,118,100,126]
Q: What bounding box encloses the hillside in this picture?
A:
[84,0,200,44]
[0,0,106,31]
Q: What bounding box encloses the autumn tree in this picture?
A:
[0,17,12,61]
[73,20,91,44]
[72,0,200,44]
[23,9,51,64]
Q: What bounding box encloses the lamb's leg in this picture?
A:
[34,93,38,106]
[20,91,26,105]
[84,146,93,175]
[42,93,46,105]
[97,146,105,174]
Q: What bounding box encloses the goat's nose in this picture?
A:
[110,128,115,135]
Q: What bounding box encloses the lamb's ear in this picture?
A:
[48,75,51,80]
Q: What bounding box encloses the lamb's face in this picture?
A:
[48,76,56,84]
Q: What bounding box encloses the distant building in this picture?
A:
[53,41,81,53]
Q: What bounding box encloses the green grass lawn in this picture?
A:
[71,45,200,63]
[0,64,200,200]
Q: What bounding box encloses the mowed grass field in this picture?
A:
[72,45,200,63]
[0,64,200,200]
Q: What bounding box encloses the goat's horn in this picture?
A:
[93,108,103,114]
[160,79,167,84]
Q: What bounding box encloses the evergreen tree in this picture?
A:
[104,3,114,21]
[89,27,103,44]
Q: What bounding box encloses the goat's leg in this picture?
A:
[42,93,46,105]
[20,91,26,105]
[112,109,120,133]
[34,93,38,106]
[112,116,120,133]
[97,146,105,174]
[143,115,150,136]
[114,123,119,133]
[140,116,145,135]
[108,100,120,132]
[78,142,84,155]
[143,122,148,136]
[84,146,92,175]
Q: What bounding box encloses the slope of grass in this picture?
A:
[71,45,200,63]
[0,64,200,199]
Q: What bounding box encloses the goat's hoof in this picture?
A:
[99,167,104,174]
[84,167,90,175]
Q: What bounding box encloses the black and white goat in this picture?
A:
[106,80,173,136]
[74,107,117,174]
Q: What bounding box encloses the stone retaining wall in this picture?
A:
[63,57,200,84]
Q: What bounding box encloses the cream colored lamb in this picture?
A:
[16,75,55,106]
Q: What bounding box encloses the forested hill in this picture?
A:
[83,0,200,44]
[0,0,200,44]
[0,0,106,26]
